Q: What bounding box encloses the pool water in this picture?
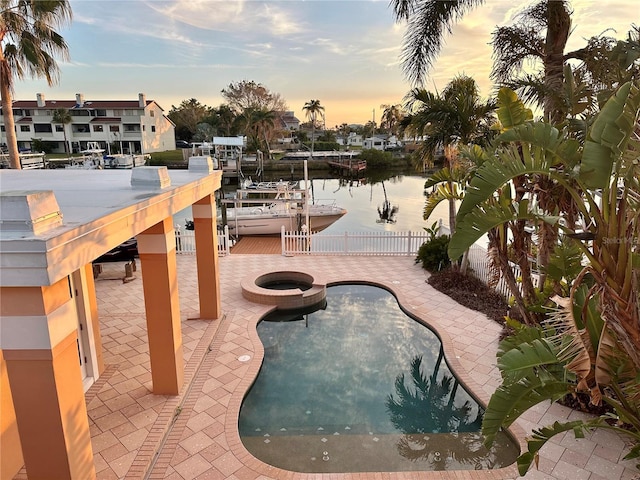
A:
[239,285,519,473]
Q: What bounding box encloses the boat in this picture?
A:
[220,183,346,235]
[240,178,299,190]
[66,142,106,169]
[103,153,147,169]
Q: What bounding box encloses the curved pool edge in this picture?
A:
[226,269,527,478]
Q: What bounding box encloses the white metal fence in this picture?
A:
[174,224,230,256]
[281,226,431,256]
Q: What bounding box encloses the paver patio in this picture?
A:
[15,254,637,479]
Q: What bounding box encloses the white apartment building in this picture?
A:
[1,93,176,154]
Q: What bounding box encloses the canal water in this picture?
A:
[174,170,450,233]
[300,173,447,234]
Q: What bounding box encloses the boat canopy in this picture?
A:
[212,136,244,146]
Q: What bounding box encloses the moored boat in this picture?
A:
[222,201,346,235]
[220,183,346,235]
[66,142,106,169]
[104,154,148,169]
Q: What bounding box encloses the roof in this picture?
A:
[11,99,158,110]
[212,136,244,146]
[0,168,221,286]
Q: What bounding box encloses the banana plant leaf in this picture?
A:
[423,183,462,221]
[497,338,564,383]
[580,81,640,189]
[496,87,533,129]
[517,420,598,475]
[482,370,573,447]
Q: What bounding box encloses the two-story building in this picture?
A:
[1,93,176,154]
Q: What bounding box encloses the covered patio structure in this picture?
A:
[0,163,222,479]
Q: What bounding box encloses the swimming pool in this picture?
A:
[239,284,519,473]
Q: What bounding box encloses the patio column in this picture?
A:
[136,217,183,395]
[192,194,221,319]
[0,278,95,480]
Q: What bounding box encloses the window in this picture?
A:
[72,124,90,133]
[34,124,53,133]
[96,109,107,117]
[93,125,104,132]
[1,126,5,132]
[113,109,122,116]
[109,125,120,132]
[20,125,30,132]
[55,125,64,132]
[72,110,89,117]
[123,124,140,132]
[151,126,156,133]
[150,110,155,117]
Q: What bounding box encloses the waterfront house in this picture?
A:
[1,93,176,155]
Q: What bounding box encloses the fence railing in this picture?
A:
[281,226,431,256]
[175,221,537,301]
[174,224,230,256]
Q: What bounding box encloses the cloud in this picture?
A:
[146,0,303,36]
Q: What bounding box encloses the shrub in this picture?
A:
[358,148,393,167]
[415,235,451,272]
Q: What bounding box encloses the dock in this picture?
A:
[327,158,367,174]
[230,236,281,254]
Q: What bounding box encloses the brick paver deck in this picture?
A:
[15,255,638,479]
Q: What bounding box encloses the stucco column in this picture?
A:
[192,194,222,319]
[0,278,95,480]
[136,217,183,395]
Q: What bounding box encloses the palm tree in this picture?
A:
[216,104,236,136]
[302,99,324,154]
[51,107,71,154]
[405,75,496,171]
[380,103,404,136]
[406,75,496,232]
[391,0,572,122]
[0,0,72,169]
[235,107,275,155]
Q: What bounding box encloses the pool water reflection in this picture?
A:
[239,285,519,473]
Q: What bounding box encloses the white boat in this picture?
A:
[241,178,299,190]
[66,142,106,169]
[221,184,346,235]
[104,154,147,169]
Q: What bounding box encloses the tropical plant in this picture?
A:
[234,107,275,154]
[0,0,72,168]
[405,75,496,170]
[216,104,237,136]
[302,99,324,154]
[405,75,495,270]
[380,103,405,136]
[462,81,640,474]
[415,235,451,272]
[494,19,640,121]
[51,107,71,154]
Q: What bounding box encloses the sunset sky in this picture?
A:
[12,0,637,127]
